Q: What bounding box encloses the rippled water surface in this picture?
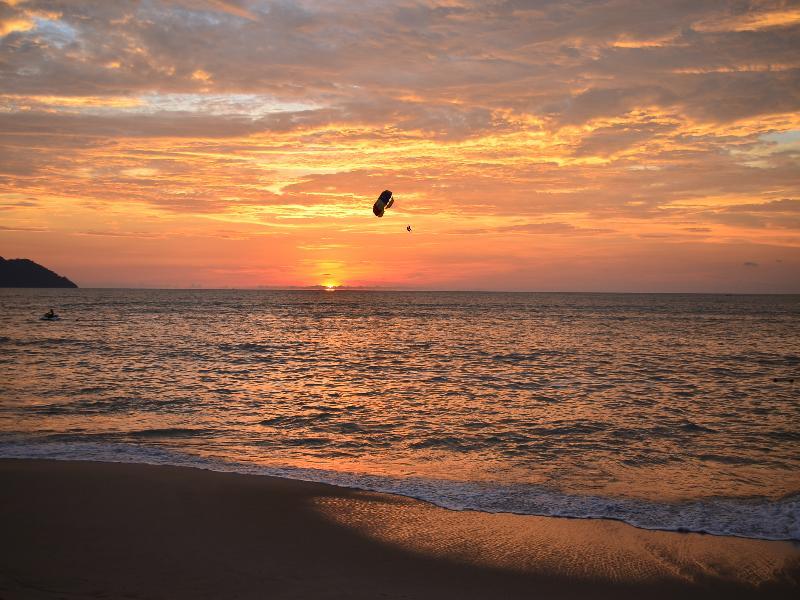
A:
[1,289,798,539]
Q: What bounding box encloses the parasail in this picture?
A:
[372,190,394,217]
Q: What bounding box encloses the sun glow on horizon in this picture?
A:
[321,277,342,290]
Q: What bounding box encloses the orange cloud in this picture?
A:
[0,17,34,36]
[694,8,800,32]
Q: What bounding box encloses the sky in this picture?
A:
[1,0,799,291]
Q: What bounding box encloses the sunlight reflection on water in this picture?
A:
[1,289,798,515]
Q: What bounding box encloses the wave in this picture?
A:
[1,439,797,542]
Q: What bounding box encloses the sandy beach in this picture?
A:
[1,459,797,599]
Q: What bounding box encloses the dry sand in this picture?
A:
[1,459,797,599]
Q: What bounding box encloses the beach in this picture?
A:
[1,459,797,599]
[4,0,800,595]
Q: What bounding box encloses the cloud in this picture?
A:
[0,200,38,210]
[573,121,676,156]
[0,224,48,232]
[452,222,615,236]
[0,1,798,290]
[695,199,800,230]
[171,1,258,22]
[725,198,800,213]
[75,229,163,239]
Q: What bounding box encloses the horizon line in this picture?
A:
[6,286,800,296]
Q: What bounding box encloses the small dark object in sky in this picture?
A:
[372,190,394,217]
[407,225,412,232]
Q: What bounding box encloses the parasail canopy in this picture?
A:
[372,190,394,217]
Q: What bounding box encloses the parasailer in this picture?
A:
[372,190,394,217]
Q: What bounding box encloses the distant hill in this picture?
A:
[0,257,78,288]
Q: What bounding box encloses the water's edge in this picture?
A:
[2,441,797,543]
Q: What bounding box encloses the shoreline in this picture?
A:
[2,458,798,599]
[1,446,797,542]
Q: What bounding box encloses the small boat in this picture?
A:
[41,313,60,321]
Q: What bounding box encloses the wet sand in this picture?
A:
[1,459,797,599]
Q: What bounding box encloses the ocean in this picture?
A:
[1,289,798,541]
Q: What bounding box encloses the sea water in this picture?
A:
[1,289,798,540]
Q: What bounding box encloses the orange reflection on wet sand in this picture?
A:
[315,492,800,587]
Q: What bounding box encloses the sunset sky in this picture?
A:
[1,0,799,291]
